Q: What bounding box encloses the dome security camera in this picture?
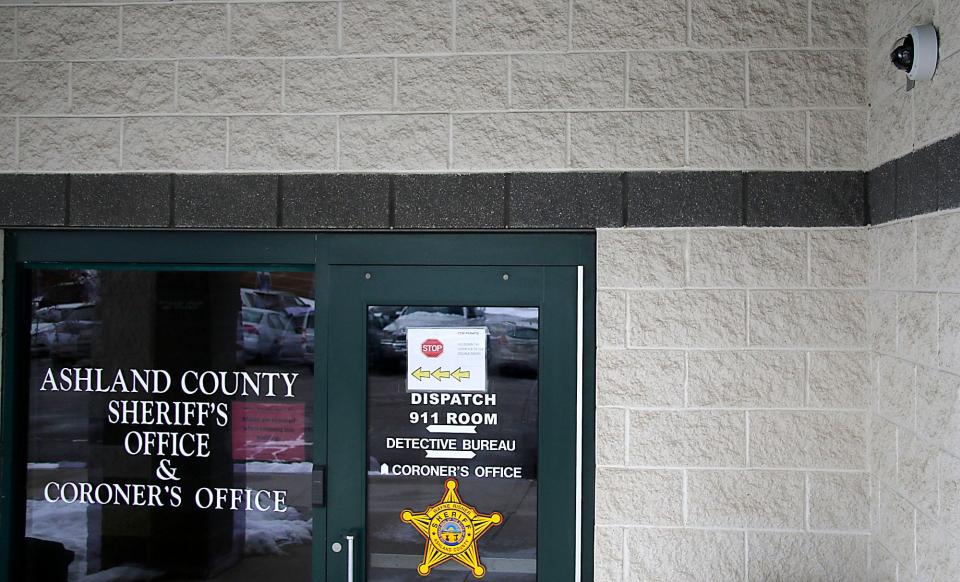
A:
[891,24,938,90]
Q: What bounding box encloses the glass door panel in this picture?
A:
[366,305,539,580]
[21,268,317,582]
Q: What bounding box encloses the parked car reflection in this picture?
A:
[491,322,539,372]
[241,288,311,319]
[30,304,69,356]
[46,303,99,363]
[376,306,485,366]
[240,307,303,364]
[295,310,315,368]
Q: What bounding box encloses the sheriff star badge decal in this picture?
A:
[400,478,503,578]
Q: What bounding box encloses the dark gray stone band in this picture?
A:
[866,132,960,224]
[0,169,876,229]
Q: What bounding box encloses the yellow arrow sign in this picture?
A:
[411,367,432,381]
[412,367,473,382]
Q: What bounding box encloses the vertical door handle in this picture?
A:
[344,534,356,582]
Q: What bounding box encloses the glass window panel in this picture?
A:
[22,269,315,582]
[366,305,539,581]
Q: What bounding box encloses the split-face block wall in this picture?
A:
[869,214,960,582]
[0,0,959,580]
[595,228,872,580]
[596,215,960,581]
[0,0,868,172]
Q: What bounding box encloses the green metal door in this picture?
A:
[2,231,595,582]
[325,265,584,582]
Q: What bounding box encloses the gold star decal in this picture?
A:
[400,478,503,578]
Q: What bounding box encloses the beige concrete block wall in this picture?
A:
[867,0,960,167]
[868,209,960,581]
[595,228,872,580]
[0,0,867,173]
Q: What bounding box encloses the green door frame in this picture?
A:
[0,230,596,582]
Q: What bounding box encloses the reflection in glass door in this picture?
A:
[366,305,539,581]
[22,268,316,581]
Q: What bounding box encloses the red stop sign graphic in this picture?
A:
[421,338,444,358]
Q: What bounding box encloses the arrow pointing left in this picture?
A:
[411,367,432,381]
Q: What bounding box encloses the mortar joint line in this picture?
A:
[565,112,572,166]
[806,0,813,46]
[805,110,812,168]
[803,472,810,531]
[686,0,692,46]
[567,0,573,52]
[683,110,690,166]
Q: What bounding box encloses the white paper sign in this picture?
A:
[406,327,487,393]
